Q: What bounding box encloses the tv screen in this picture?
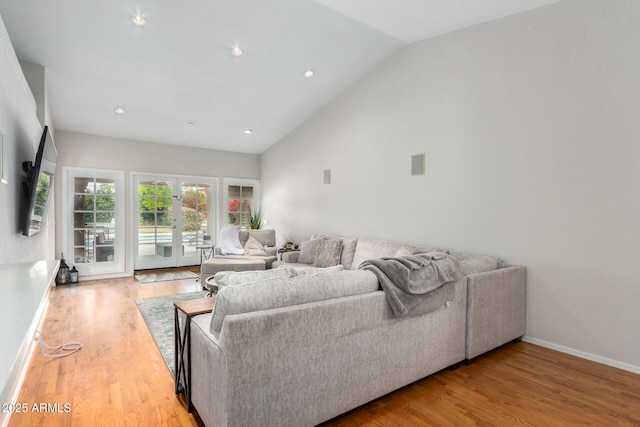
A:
[22,126,57,236]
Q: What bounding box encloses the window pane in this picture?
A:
[157,212,172,226]
[74,177,93,193]
[139,195,156,212]
[96,194,115,211]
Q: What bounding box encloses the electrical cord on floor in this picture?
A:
[34,330,83,358]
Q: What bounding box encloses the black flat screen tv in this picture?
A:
[22,125,57,236]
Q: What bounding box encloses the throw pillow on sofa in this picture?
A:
[297,238,326,264]
[244,236,266,256]
[313,239,343,268]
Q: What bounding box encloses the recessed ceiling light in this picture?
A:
[187,120,195,125]
[244,129,253,134]
[114,106,126,114]
[304,70,314,78]
[230,46,243,57]
[131,14,146,26]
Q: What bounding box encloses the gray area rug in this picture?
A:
[135,291,208,377]
[135,270,199,284]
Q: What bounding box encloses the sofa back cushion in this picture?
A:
[239,229,276,247]
[214,266,297,289]
[450,251,499,275]
[210,270,379,338]
[351,238,414,270]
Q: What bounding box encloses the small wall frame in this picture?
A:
[323,169,331,185]
[0,130,6,184]
[411,153,425,176]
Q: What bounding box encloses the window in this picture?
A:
[224,178,259,229]
[63,167,125,277]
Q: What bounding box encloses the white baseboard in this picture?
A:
[522,335,640,375]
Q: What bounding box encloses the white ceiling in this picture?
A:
[0,0,561,154]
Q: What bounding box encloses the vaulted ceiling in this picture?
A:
[0,0,561,154]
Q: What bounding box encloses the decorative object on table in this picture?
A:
[69,266,79,283]
[248,209,262,229]
[56,253,70,285]
[281,238,298,250]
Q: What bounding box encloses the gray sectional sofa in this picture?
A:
[189,234,526,426]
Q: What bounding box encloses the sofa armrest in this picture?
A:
[281,250,302,263]
[265,246,277,257]
[465,265,527,360]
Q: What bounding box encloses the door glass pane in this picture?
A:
[73,177,117,264]
[182,183,210,257]
[137,180,174,260]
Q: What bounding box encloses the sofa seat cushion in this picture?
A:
[210,270,379,338]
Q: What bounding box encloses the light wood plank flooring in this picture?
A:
[8,274,640,426]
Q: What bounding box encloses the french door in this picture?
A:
[133,174,217,270]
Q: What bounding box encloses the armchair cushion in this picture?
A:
[244,236,266,256]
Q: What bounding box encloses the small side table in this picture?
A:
[174,297,215,412]
[196,245,214,264]
[204,276,219,297]
[277,248,300,260]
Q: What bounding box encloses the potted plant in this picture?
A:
[248,209,263,229]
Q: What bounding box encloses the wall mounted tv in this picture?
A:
[22,125,57,236]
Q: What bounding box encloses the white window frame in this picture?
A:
[61,167,125,279]
[222,177,260,231]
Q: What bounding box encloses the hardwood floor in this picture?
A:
[8,274,640,426]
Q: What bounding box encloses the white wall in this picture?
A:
[261,0,640,371]
[53,130,260,274]
[0,15,53,265]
